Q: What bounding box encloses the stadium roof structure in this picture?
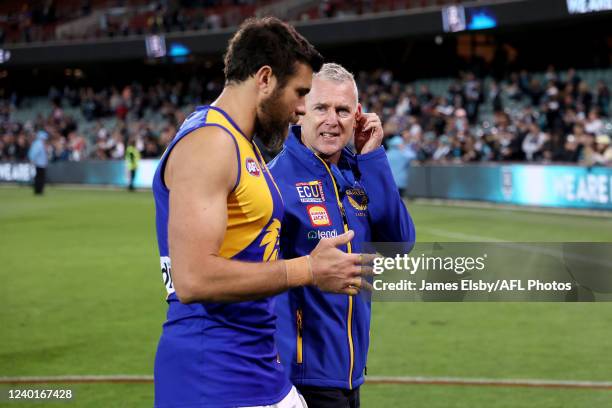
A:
[2,0,611,66]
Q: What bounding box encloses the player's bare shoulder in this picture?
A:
[165,126,238,192]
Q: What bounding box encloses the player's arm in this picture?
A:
[166,127,371,303]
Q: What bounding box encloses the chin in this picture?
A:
[317,146,340,157]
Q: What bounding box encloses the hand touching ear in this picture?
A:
[354,108,383,155]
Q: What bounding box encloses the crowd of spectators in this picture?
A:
[363,67,612,166]
[0,75,224,163]
[1,66,611,166]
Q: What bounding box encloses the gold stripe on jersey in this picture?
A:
[204,108,276,260]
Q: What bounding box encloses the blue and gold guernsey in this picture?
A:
[152,106,290,408]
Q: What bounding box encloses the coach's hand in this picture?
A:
[354,112,383,155]
[309,230,374,295]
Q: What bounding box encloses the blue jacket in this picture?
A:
[28,131,48,168]
[269,126,415,390]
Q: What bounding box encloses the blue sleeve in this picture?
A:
[27,142,37,162]
[357,146,416,244]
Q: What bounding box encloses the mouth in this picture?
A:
[319,131,340,140]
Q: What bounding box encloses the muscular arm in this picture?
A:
[166,127,289,303]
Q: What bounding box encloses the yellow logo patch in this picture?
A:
[260,218,281,261]
[307,204,332,227]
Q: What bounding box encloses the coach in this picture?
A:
[269,63,416,408]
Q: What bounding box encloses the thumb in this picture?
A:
[327,230,354,247]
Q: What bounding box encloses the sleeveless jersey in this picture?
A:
[152,105,290,408]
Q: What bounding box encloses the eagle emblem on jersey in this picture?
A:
[346,188,368,212]
[260,218,281,261]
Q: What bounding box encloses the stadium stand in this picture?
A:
[2,67,610,165]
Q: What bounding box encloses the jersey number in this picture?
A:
[160,257,175,295]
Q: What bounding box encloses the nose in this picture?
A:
[322,108,340,127]
[295,97,306,117]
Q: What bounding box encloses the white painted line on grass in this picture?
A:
[368,376,612,390]
[419,227,612,269]
[411,198,612,219]
[1,375,611,390]
[0,375,152,384]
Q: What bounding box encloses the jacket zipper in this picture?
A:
[314,157,355,390]
[296,308,303,364]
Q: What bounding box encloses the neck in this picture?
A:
[211,82,257,140]
[322,152,341,165]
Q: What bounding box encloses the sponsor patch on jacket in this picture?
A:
[307,229,338,240]
[245,157,261,177]
[346,188,368,215]
[307,204,332,227]
[295,180,325,203]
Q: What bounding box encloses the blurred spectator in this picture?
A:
[386,134,416,196]
[142,136,161,158]
[554,134,580,162]
[489,80,503,112]
[522,124,548,161]
[109,131,126,159]
[51,136,71,161]
[593,134,612,165]
[584,109,604,135]
[67,131,87,161]
[579,133,598,166]
[596,80,610,116]
[27,130,49,195]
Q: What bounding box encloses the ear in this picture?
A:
[254,66,276,95]
[353,103,363,129]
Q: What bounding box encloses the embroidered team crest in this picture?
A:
[295,180,325,203]
[245,157,261,177]
[346,188,368,214]
[307,204,332,227]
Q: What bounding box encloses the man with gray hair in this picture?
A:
[269,63,416,407]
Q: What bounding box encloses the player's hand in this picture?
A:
[354,112,383,155]
[309,230,375,295]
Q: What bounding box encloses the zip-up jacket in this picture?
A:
[269,126,416,390]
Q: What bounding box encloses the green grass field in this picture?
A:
[1,186,612,407]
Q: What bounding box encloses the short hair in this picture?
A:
[314,62,359,104]
[224,17,323,86]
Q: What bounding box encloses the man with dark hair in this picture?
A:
[152,18,373,408]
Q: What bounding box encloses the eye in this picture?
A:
[337,109,351,118]
[314,105,326,112]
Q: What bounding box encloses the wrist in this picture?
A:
[285,256,314,288]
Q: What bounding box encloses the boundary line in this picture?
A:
[409,198,612,218]
[1,375,611,390]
